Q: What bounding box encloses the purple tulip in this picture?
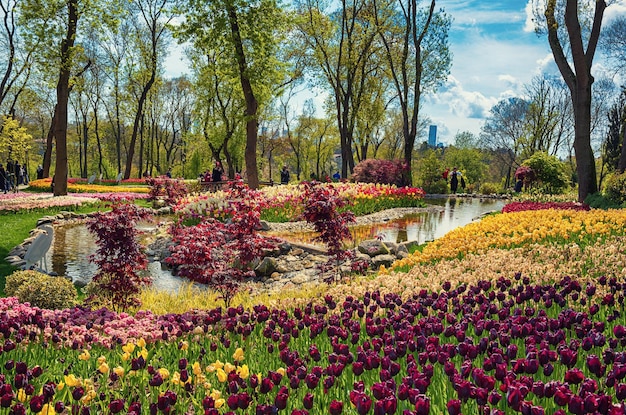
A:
[109,398,125,414]
[446,399,461,415]
[414,395,430,415]
[303,393,314,409]
[329,400,343,415]
[564,368,585,384]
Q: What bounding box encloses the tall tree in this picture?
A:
[123,0,173,179]
[179,0,287,189]
[295,0,381,178]
[534,0,610,201]
[374,0,451,185]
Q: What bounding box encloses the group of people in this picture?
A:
[200,161,224,183]
[0,160,29,193]
[442,167,465,194]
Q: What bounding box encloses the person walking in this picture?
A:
[280,165,290,185]
[212,161,224,182]
[450,167,460,194]
[0,164,7,193]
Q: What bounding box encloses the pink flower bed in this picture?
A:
[502,201,590,213]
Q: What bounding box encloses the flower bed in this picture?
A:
[1,273,626,414]
[0,192,100,212]
[28,178,149,194]
[502,201,590,213]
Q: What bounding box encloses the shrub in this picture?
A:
[351,159,408,186]
[4,270,41,296]
[87,202,153,311]
[479,182,500,195]
[145,176,188,206]
[166,180,277,307]
[584,192,623,209]
[421,179,448,195]
[603,171,626,206]
[300,181,356,281]
[521,152,569,194]
[6,270,77,309]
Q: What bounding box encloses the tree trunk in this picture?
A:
[618,106,626,172]
[53,0,78,196]
[42,105,56,178]
[544,0,604,202]
[227,5,258,188]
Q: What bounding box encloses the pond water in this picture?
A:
[46,197,506,290]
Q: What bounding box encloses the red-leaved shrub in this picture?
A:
[145,176,188,206]
[86,202,153,311]
[166,179,277,306]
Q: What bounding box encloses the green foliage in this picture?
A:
[522,152,569,194]
[416,150,448,194]
[5,270,77,309]
[603,171,626,206]
[584,192,623,210]
[443,146,489,187]
[479,182,500,195]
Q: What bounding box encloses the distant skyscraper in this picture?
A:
[428,125,437,147]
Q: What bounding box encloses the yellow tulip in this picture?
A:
[216,368,227,383]
[277,367,286,377]
[158,368,170,379]
[224,362,236,374]
[97,356,107,365]
[64,374,82,388]
[237,364,250,379]
[78,350,90,361]
[17,389,27,402]
[137,338,147,348]
[41,404,56,415]
[113,366,125,377]
[122,343,135,354]
[98,362,110,374]
[192,361,202,375]
[215,398,225,409]
[233,347,245,362]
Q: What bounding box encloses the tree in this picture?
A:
[534,0,610,201]
[0,115,32,161]
[123,0,174,180]
[600,14,626,76]
[295,0,381,179]
[374,0,451,185]
[479,97,529,187]
[179,0,288,189]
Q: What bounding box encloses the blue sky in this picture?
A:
[165,1,626,146]
[425,0,626,145]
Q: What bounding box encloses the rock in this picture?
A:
[396,251,409,259]
[257,220,271,231]
[255,257,278,276]
[371,254,396,268]
[400,240,419,252]
[36,217,55,226]
[6,256,25,267]
[384,241,399,254]
[358,239,390,257]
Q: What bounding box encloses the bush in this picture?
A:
[421,179,449,195]
[351,159,408,186]
[522,152,569,194]
[479,182,500,195]
[603,171,626,206]
[584,192,623,209]
[5,270,77,309]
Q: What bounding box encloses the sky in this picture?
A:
[164,0,626,146]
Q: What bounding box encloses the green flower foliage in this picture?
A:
[5,270,77,310]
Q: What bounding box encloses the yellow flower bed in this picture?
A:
[28,178,149,193]
[391,209,626,270]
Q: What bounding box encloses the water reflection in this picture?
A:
[47,197,505,288]
[273,197,506,246]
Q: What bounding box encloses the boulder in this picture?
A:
[358,239,390,257]
[255,257,278,276]
[371,254,396,268]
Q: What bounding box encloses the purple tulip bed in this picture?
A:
[1,271,626,414]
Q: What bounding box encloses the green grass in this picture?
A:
[0,205,103,293]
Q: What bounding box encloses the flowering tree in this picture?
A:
[351,159,409,187]
[86,202,153,311]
